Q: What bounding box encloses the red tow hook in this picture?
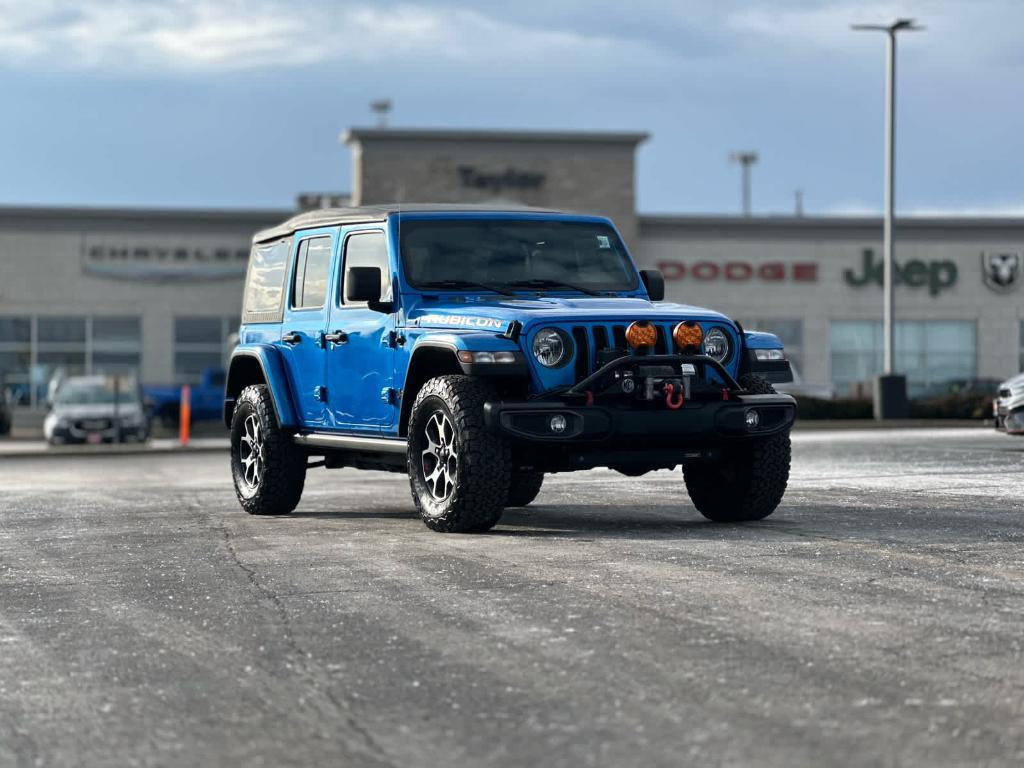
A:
[663,383,685,410]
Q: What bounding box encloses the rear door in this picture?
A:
[325,228,396,433]
[277,231,336,428]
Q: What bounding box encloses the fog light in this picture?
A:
[672,321,704,351]
[549,414,568,434]
[744,409,760,429]
[625,321,658,349]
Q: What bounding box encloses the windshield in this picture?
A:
[400,220,639,293]
[56,381,139,406]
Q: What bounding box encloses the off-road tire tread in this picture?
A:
[408,375,511,532]
[683,374,790,522]
[231,384,306,516]
[506,471,544,508]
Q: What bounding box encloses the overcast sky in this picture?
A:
[1,0,1021,216]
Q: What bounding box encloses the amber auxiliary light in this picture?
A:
[672,321,704,351]
[625,321,658,350]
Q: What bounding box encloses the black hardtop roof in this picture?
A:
[253,203,569,243]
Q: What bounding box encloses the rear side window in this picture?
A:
[242,239,291,323]
[292,236,333,309]
[342,232,391,306]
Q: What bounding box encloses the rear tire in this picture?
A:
[683,374,791,522]
[506,471,544,508]
[230,384,306,515]
[408,376,511,533]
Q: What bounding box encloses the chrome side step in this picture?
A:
[293,433,408,454]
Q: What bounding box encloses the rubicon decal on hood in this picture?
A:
[417,314,506,330]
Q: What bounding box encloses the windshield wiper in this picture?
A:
[506,278,599,296]
[418,279,515,296]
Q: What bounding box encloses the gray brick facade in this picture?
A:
[343,128,647,246]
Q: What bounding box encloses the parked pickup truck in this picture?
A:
[145,367,226,426]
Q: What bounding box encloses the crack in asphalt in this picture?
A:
[202,501,396,768]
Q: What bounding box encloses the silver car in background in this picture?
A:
[993,372,1024,435]
[44,375,150,445]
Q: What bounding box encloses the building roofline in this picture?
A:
[639,213,1024,232]
[341,127,650,145]
[0,204,292,225]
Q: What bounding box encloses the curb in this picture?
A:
[794,419,991,431]
[0,441,228,460]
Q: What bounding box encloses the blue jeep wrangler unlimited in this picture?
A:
[225,205,796,532]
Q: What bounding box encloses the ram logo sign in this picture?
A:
[982,251,1021,292]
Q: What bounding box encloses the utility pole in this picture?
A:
[794,189,804,217]
[729,151,758,216]
[852,18,923,419]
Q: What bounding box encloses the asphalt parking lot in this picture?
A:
[1,428,1022,767]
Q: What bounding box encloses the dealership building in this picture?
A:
[1,127,1021,408]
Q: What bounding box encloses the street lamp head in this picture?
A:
[729,151,759,165]
[851,18,924,33]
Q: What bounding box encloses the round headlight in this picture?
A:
[532,328,570,368]
[703,327,730,362]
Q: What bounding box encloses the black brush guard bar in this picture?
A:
[566,353,741,396]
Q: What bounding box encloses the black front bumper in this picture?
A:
[484,394,796,445]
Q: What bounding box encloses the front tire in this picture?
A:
[683,374,791,522]
[230,384,306,515]
[408,376,511,533]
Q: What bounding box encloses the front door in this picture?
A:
[277,233,335,428]
[325,229,395,433]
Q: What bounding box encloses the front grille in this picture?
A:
[75,418,112,431]
[567,321,705,383]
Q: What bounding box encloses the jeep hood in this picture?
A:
[405,296,734,333]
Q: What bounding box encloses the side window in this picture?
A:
[292,236,332,310]
[342,232,391,306]
[243,239,290,323]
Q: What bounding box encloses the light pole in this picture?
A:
[729,151,758,216]
[852,18,922,419]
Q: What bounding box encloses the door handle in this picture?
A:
[282,332,302,345]
[324,330,348,345]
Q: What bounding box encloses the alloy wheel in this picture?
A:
[420,411,458,501]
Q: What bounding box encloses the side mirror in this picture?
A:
[640,269,665,302]
[345,267,391,313]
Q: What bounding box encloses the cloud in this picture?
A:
[0,0,671,75]
[726,0,1022,67]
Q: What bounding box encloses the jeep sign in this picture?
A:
[844,248,957,296]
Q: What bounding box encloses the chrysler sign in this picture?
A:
[82,236,250,280]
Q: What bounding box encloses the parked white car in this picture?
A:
[993,373,1024,435]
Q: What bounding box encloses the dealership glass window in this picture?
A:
[740,318,803,372]
[0,317,32,405]
[173,315,238,384]
[1020,320,1024,372]
[0,315,144,407]
[830,320,976,397]
[92,317,142,375]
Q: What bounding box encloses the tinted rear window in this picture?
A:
[243,239,290,322]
